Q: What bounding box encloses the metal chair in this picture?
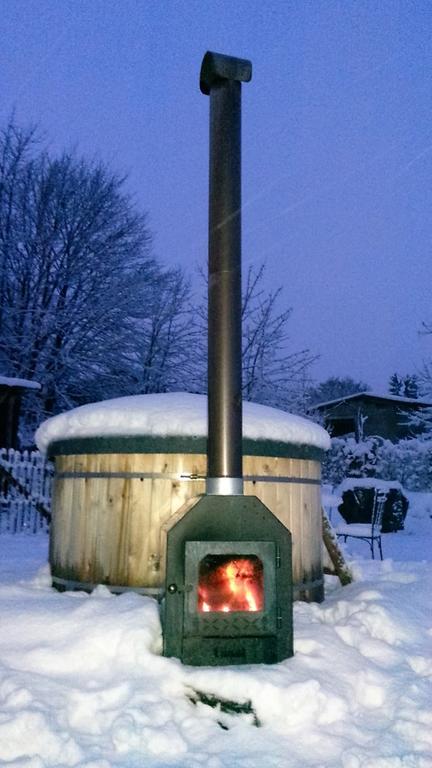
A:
[336,489,387,560]
[321,485,342,522]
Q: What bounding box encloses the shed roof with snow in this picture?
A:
[0,376,41,391]
[310,391,432,442]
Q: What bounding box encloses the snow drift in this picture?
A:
[0,493,431,766]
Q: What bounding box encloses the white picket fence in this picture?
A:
[0,448,53,534]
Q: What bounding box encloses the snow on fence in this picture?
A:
[0,448,53,534]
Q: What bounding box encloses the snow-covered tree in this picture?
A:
[308,376,370,405]
[125,267,198,395]
[0,122,193,440]
[241,264,316,411]
[194,262,316,412]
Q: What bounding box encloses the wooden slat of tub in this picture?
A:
[309,459,323,581]
[97,474,118,581]
[89,464,120,583]
[50,455,72,569]
[128,454,156,585]
[289,474,303,585]
[72,459,93,579]
[299,462,310,586]
[105,457,132,583]
[64,455,87,575]
[149,454,173,587]
[244,454,278,528]
[300,462,322,588]
[308,460,322,580]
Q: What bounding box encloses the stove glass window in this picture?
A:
[197,554,264,613]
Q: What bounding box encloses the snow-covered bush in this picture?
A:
[321,436,384,487]
[322,436,432,491]
[379,438,432,490]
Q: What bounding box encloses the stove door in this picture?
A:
[184,540,277,638]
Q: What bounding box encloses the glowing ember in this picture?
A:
[198,555,264,613]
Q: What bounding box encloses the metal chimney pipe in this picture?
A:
[200,51,252,495]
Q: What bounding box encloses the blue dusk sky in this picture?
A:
[1,0,431,392]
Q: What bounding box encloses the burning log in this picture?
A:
[198,555,264,613]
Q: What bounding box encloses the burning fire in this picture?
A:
[198,556,264,613]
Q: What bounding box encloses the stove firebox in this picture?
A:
[163,495,293,665]
[197,551,264,613]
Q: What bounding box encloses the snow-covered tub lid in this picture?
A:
[36,392,330,460]
[337,477,404,493]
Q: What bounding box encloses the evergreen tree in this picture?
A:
[403,375,419,399]
[389,373,419,399]
[388,373,403,396]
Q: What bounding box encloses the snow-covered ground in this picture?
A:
[0,493,431,767]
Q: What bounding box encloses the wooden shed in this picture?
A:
[36,393,330,602]
[311,391,432,442]
[0,376,41,448]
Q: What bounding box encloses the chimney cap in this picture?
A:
[200,50,252,95]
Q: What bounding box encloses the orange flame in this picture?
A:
[198,557,263,613]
